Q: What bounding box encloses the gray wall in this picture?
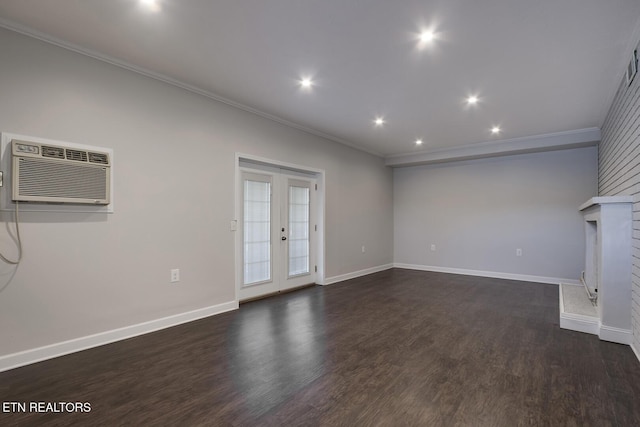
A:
[394,148,598,281]
[0,28,394,356]
[599,35,640,354]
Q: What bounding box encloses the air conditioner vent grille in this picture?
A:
[41,145,65,159]
[88,152,109,165]
[17,158,107,201]
[11,139,111,205]
[66,149,88,162]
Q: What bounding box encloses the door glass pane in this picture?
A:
[288,185,309,276]
[244,179,271,285]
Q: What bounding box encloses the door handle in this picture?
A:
[281,236,287,241]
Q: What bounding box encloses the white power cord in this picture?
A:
[0,201,22,265]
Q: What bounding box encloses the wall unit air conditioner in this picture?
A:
[12,139,111,205]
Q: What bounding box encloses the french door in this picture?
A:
[240,169,316,301]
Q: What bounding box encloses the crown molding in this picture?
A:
[385,127,600,167]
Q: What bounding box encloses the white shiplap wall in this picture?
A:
[599,43,640,356]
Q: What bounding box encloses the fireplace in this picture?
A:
[559,196,632,344]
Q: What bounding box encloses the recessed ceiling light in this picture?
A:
[417,29,438,49]
[415,139,423,145]
[419,30,435,43]
[140,0,161,12]
[491,126,501,134]
[299,77,314,89]
[466,95,479,105]
[374,117,385,126]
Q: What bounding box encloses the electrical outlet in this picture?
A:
[170,268,180,283]
[430,244,436,251]
[516,248,522,257]
[361,245,366,253]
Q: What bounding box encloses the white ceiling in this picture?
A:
[0,0,639,157]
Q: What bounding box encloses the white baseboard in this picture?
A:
[560,314,600,335]
[632,343,640,363]
[599,324,632,345]
[0,300,238,373]
[394,263,580,285]
[323,263,394,286]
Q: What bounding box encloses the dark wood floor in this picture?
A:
[1,269,639,426]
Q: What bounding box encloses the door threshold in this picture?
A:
[240,283,317,304]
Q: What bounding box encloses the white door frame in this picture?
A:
[234,153,326,302]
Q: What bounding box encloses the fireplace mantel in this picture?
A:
[579,196,633,211]
[560,196,633,344]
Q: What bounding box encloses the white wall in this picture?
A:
[599,32,640,356]
[394,147,598,282]
[0,28,393,357]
